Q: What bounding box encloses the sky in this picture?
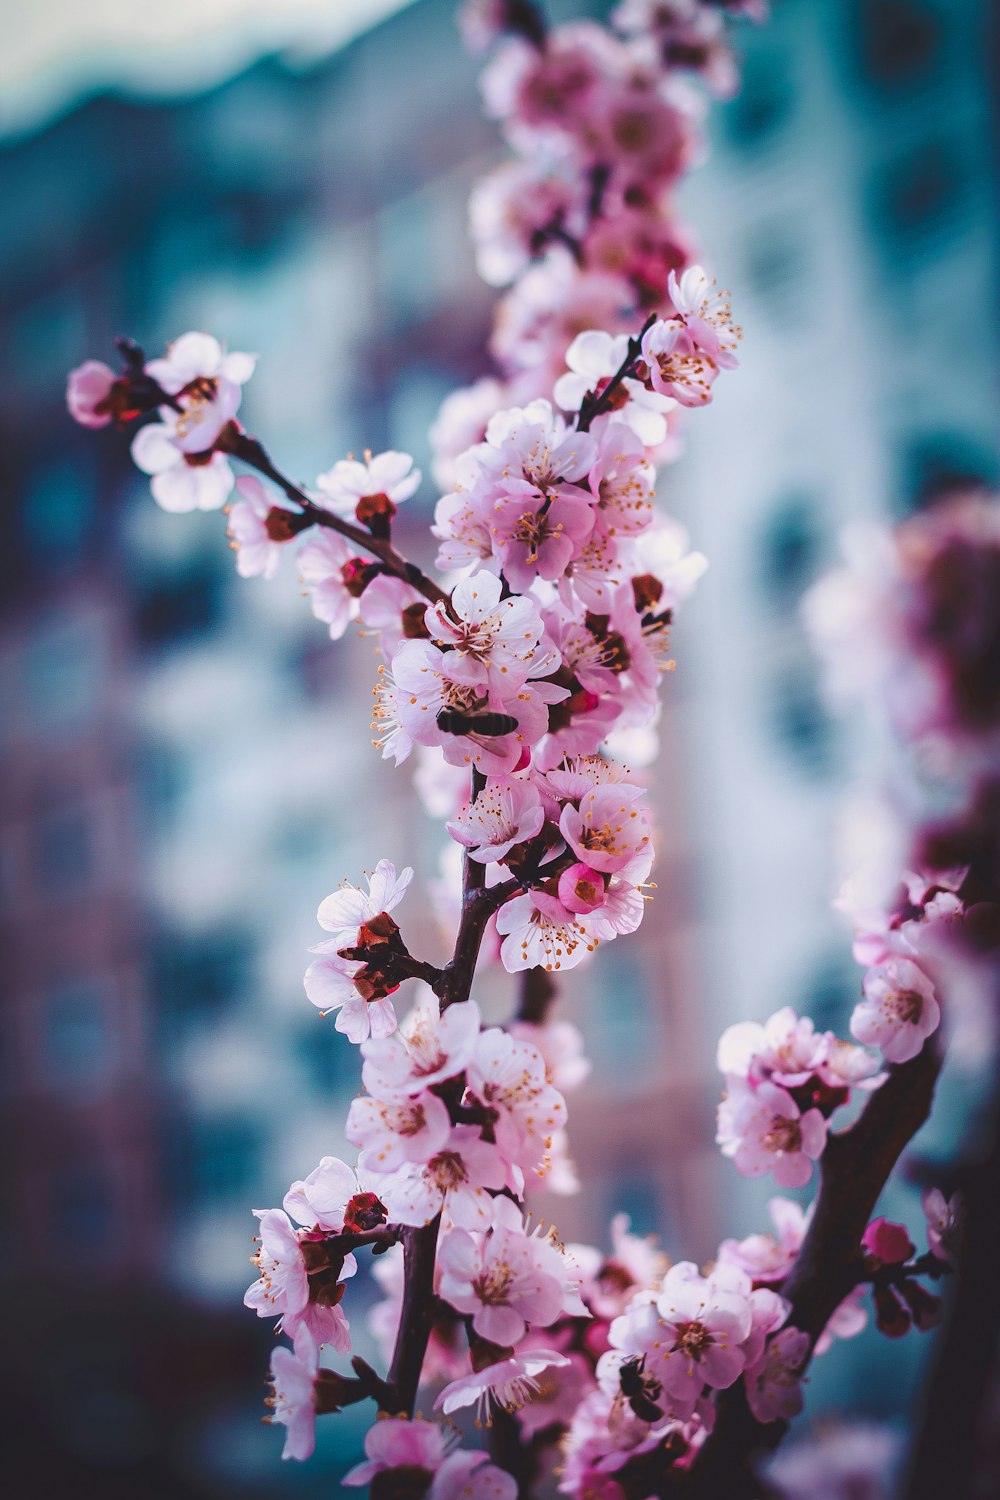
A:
[0,0,417,138]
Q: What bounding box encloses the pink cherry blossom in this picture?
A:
[131,421,234,512]
[640,319,719,407]
[378,1125,507,1229]
[718,1081,827,1188]
[425,570,545,689]
[667,265,742,367]
[66,359,118,428]
[243,1208,352,1355]
[145,331,255,452]
[435,1349,572,1421]
[862,1217,914,1266]
[227,475,298,579]
[718,1196,807,1284]
[267,1340,318,1462]
[303,949,398,1044]
[508,1018,592,1094]
[558,862,606,914]
[313,449,420,519]
[437,1214,567,1346]
[446,776,544,862]
[554,331,672,446]
[282,1155,371,1233]
[466,1027,569,1180]
[744,1326,809,1425]
[346,1088,453,1173]
[361,996,482,1098]
[387,638,558,775]
[922,1187,962,1266]
[559,781,652,874]
[496,891,598,973]
[297,529,359,640]
[852,956,940,1063]
[611,1260,754,1417]
[314,859,412,947]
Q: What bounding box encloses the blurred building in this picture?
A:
[0,0,996,1491]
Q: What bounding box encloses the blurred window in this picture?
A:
[36,803,92,892]
[899,431,1000,515]
[21,456,96,564]
[721,44,794,152]
[134,559,224,646]
[151,930,252,1023]
[21,611,105,733]
[869,139,968,262]
[758,494,822,608]
[296,1021,358,1098]
[850,0,943,94]
[185,1117,262,1203]
[769,666,833,774]
[742,222,809,325]
[45,977,116,1095]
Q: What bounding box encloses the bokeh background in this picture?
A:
[1,0,998,1492]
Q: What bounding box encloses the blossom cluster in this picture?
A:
[63,0,970,1494]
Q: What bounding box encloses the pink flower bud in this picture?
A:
[558,861,605,914]
[862,1217,915,1266]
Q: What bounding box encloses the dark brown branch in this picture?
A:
[221,429,449,608]
[576,313,657,433]
[901,1086,1000,1500]
[434,877,521,1009]
[516,966,557,1023]
[685,1039,944,1498]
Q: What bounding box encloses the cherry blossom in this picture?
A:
[744,1326,810,1425]
[922,1187,962,1266]
[610,1260,754,1416]
[266,1339,318,1461]
[446,776,545,862]
[852,956,940,1063]
[145,331,255,450]
[717,1081,827,1188]
[667,265,742,367]
[313,449,420,522]
[66,359,119,428]
[425,571,546,688]
[435,1349,573,1421]
[554,331,672,445]
[244,1207,353,1355]
[438,1208,568,1345]
[226,475,299,579]
[559,781,652,873]
[862,1217,914,1267]
[496,891,598,973]
[467,1026,569,1176]
[346,1087,453,1173]
[283,1155,383,1234]
[314,859,413,947]
[361,996,482,1098]
[131,422,234,512]
[640,318,719,407]
[377,1125,508,1228]
[296,529,359,640]
[343,1416,518,1498]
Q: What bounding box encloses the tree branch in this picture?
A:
[685,1039,944,1498]
[222,428,449,608]
[516,966,557,1023]
[576,313,657,433]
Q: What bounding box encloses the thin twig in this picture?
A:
[576,312,657,433]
